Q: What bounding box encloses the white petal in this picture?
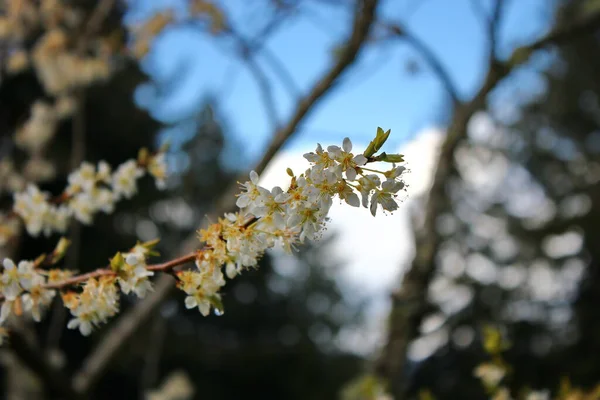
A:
[199,302,210,316]
[125,253,139,266]
[236,195,250,209]
[2,258,15,270]
[80,321,93,336]
[249,170,259,184]
[353,154,368,166]
[370,196,378,216]
[67,319,80,330]
[346,193,360,207]
[343,137,352,152]
[346,168,357,181]
[184,296,197,309]
[225,262,237,279]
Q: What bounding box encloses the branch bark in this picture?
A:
[375,8,600,399]
[382,22,461,106]
[72,0,381,394]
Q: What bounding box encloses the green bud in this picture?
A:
[286,168,294,177]
[140,238,160,250]
[51,237,71,264]
[363,127,392,158]
[137,147,149,164]
[380,153,404,163]
[110,252,125,272]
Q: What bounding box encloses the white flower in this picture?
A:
[1,258,36,300]
[525,390,550,400]
[148,153,168,190]
[67,317,94,336]
[117,252,154,298]
[45,204,71,234]
[22,274,56,322]
[236,170,269,210]
[90,187,116,214]
[326,137,368,181]
[13,184,51,236]
[474,363,505,387]
[112,160,144,199]
[184,295,212,316]
[96,161,112,184]
[69,192,95,224]
[66,162,96,194]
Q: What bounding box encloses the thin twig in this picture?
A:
[382,22,461,106]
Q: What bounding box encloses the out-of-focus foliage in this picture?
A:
[406,1,600,398]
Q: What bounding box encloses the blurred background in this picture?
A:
[0,0,599,399]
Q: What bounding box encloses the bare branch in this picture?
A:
[489,0,507,59]
[227,27,282,129]
[72,0,381,393]
[382,22,461,106]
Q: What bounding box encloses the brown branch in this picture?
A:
[0,253,197,302]
[376,7,600,399]
[72,0,381,394]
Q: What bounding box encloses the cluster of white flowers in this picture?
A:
[174,136,407,317]
[0,258,56,328]
[10,153,168,237]
[114,245,155,299]
[63,277,119,336]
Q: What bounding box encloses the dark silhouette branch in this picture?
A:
[382,22,461,106]
[376,7,600,399]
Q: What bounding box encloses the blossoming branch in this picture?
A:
[0,129,407,342]
[1,148,167,243]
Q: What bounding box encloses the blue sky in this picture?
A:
[125,0,552,161]
[122,0,557,353]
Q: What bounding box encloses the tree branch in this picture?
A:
[376,8,600,399]
[382,22,461,106]
[71,0,380,394]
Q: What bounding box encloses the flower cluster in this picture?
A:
[111,244,155,299]
[0,131,407,339]
[0,258,57,330]
[175,134,407,317]
[63,277,119,336]
[11,151,167,237]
